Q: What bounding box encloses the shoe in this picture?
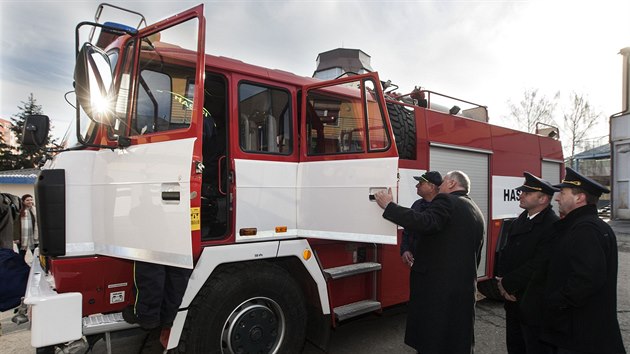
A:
[123,305,160,330]
[140,328,164,354]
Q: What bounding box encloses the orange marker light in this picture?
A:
[275,226,288,233]
[303,249,312,260]
[239,228,257,236]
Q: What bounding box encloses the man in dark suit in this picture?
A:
[375,170,485,354]
[541,167,625,353]
[400,171,442,267]
[495,172,559,354]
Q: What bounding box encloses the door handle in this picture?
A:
[162,191,180,201]
[161,183,180,202]
[369,187,388,201]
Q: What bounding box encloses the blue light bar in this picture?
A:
[102,21,138,35]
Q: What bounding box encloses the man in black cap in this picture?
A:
[374,170,484,354]
[400,171,442,267]
[541,167,625,353]
[495,172,559,354]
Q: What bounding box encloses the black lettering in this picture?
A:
[503,189,521,201]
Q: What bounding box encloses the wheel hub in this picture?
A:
[223,298,285,354]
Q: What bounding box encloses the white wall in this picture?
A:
[0,183,35,200]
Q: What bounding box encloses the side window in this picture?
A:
[364,80,390,151]
[135,70,172,134]
[126,19,199,136]
[238,83,292,154]
[306,81,365,155]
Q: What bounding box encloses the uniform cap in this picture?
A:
[515,172,559,196]
[553,167,610,197]
[413,171,443,186]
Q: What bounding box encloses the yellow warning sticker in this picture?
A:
[190,207,200,231]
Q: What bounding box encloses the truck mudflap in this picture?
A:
[24,251,82,348]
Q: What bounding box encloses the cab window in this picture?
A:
[305,79,390,155]
[306,80,365,155]
[238,83,292,154]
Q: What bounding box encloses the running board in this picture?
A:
[82,312,139,335]
[323,262,381,280]
[333,300,382,321]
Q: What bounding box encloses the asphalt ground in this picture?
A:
[2,220,629,353]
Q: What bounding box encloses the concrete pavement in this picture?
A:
[2,220,630,353]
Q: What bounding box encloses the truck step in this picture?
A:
[323,262,381,280]
[333,300,382,321]
[82,312,139,335]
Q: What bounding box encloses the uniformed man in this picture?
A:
[541,167,625,353]
[496,172,559,354]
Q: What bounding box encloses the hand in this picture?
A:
[496,277,517,302]
[401,251,414,267]
[374,188,393,209]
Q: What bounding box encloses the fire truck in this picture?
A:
[22,4,563,353]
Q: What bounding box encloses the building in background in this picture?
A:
[0,168,38,197]
[611,47,630,220]
[0,118,17,149]
[572,144,611,210]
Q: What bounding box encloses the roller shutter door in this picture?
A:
[430,146,489,277]
[541,160,562,212]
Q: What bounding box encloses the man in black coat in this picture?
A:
[495,172,559,354]
[541,167,625,353]
[375,170,485,354]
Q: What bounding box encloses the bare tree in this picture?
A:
[562,92,601,168]
[508,88,560,133]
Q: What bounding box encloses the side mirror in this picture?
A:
[22,115,50,147]
[74,42,114,125]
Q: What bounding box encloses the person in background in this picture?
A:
[1,191,29,322]
[1,192,18,250]
[13,194,37,259]
[495,172,559,354]
[541,167,625,353]
[400,171,442,267]
[375,170,485,354]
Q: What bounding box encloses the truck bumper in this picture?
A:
[24,254,82,348]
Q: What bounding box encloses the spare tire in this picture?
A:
[386,102,416,160]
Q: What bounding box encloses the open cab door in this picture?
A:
[298,73,398,244]
[83,5,205,268]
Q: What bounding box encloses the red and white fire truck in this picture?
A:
[22,4,563,353]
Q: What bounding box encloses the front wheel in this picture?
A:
[178,261,307,354]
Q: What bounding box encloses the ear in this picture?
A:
[575,191,587,204]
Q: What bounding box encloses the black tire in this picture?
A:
[386,102,416,160]
[178,262,307,354]
[35,346,56,354]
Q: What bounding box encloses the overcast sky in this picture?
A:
[1,0,628,147]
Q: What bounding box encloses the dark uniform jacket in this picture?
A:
[383,191,485,354]
[541,204,625,353]
[400,198,431,256]
[498,204,558,325]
